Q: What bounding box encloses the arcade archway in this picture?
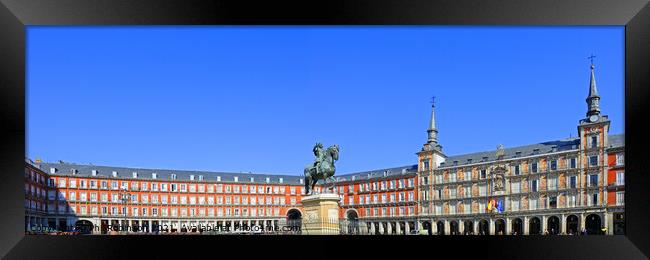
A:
[586,214,602,235]
[547,216,560,235]
[566,215,579,235]
[529,217,541,235]
[478,219,489,235]
[511,218,523,235]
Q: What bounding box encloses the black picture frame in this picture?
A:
[1,0,648,258]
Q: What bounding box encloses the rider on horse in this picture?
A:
[312,142,325,175]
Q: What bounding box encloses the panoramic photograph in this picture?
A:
[24,26,624,235]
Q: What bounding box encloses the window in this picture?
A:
[569,176,577,189]
[449,173,457,183]
[570,158,577,169]
[547,177,557,191]
[423,161,430,171]
[464,171,472,180]
[589,156,598,166]
[478,185,486,196]
[511,198,520,211]
[590,193,598,206]
[616,192,624,205]
[530,179,538,192]
[449,188,457,199]
[449,203,456,214]
[529,198,538,210]
[568,194,576,207]
[511,181,521,193]
[616,172,624,185]
[549,196,557,209]
[616,153,624,166]
[550,160,557,171]
[590,136,598,148]
[589,174,598,187]
[531,163,538,173]
[514,165,520,175]
[480,169,487,179]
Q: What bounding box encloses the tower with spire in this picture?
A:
[577,57,610,210]
[586,55,601,117]
[417,97,446,172]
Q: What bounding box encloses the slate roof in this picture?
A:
[38,162,304,185]
[32,134,624,183]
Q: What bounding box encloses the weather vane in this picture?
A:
[431,96,436,107]
[587,54,596,66]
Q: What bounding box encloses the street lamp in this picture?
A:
[119,188,131,234]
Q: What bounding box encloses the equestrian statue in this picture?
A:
[304,143,339,195]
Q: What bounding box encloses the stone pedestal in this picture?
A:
[301,193,341,235]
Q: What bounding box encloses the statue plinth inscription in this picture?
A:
[300,193,341,235]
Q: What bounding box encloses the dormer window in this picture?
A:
[171,174,177,180]
[198,175,204,181]
[515,151,522,157]
[91,170,98,176]
[112,171,118,177]
[299,179,304,184]
[467,159,472,164]
[71,169,77,175]
[453,161,458,166]
[279,178,283,183]
[190,175,195,181]
[217,176,221,182]
[250,177,254,182]
[132,172,138,178]
[533,148,540,155]
[265,177,270,183]
[50,167,57,174]
[152,173,157,179]
[352,176,356,181]
[234,176,239,182]
[482,157,488,162]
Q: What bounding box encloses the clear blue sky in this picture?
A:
[27,26,624,175]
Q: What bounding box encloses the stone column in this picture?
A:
[370,222,376,234]
[396,222,401,234]
[541,216,548,234]
[405,222,410,234]
[432,220,438,234]
[387,222,392,234]
[580,213,586,232]
[378,222,384,234]
[523,216,530,235]
[444,220,450,234]
[560,214,567,234]
[505,218,512,235]
[416,221,422,232]
[473,220,479,235]
[487,219,494,235]
[461,220,466,234]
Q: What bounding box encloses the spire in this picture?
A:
[427,96,438,144]
[586,55,601,117]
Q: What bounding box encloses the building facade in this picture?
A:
[25,64,624,235]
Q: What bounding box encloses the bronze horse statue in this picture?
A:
[304,144,339,195]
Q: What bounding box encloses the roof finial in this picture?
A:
[431,96,436,107]
[588,54,596,67]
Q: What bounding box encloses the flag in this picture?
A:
[487,200,493,211]
[496,200,504,213]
